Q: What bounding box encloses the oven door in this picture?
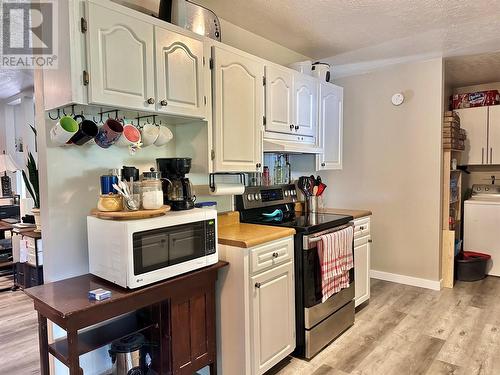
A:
[302,225,354,308]
[133,220,208,276]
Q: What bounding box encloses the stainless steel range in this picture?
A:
[236,184,355,359]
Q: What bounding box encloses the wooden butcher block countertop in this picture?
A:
[320,208,372,219]
[217,211,295,248]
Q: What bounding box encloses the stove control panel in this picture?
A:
[236,184,297,210]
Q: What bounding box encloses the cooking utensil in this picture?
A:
[317,182,327,196]
[113,180,139,211]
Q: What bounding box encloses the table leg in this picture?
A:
[38,313,50,375]
[67,330,82,375]
[209,361,217,375]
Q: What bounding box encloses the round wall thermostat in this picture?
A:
[391,93,404,106]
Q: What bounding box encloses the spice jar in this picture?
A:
[141,168,164,210]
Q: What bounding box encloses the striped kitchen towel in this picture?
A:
[317,226,354,302]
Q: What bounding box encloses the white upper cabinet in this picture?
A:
[155,26,205,118]
[488,106,500,164]
[317,83,343,170]
[86,1,155,110]
[456,107,489,165]
[212,45,264,172]
[294,73,318,137]
[265,65,294,134]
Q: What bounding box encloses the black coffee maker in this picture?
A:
[156,158,196,210]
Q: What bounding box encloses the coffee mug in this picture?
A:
[50,116,78,145]
[154,126,174,146]
[68,115,99,146]
[141,123,160,147]
[116,123,141,147]
[95,118,124,148]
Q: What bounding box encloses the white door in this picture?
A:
[488,106,500,164]
[265,65,294,134]
[86,1,155,110]
[317,83,343,170]
[212,46,264,172]
[251,261,295,374]
[294,73,318,137]
[155,27,205,118]
[456,107,488,165]
[354,239,370,307]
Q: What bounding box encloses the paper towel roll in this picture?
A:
[210,183,245,196]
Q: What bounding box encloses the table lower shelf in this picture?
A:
[48,314,156,367]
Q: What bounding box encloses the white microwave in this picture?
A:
[87,208,218,289]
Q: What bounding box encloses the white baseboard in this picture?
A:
[370,269,441,291]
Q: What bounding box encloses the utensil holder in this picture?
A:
[305,196,319,213]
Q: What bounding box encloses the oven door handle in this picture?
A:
[303,223,354,250]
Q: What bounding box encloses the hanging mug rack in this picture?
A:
[46,105,173,149]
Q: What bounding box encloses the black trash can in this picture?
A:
[455,251,491,282]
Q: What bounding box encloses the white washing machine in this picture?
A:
[464,184,500,276]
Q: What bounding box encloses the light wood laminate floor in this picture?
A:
[3,277,500,375]
[0,289,39,374]
[271,277,500,375]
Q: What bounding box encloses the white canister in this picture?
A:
[289,60,313,76]
[311,62,331,82]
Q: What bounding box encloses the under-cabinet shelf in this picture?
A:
[47,314,156,366]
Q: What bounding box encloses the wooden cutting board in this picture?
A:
[90,205,171,220]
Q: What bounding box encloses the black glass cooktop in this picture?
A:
[244,212,353,233]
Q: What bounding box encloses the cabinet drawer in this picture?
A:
[353,218,370,239]
[354,235,370,248]
[250,237,293,275]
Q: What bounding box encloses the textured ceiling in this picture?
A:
[0,69,33,100]
[446,52,500,88]
[194,0,500,64]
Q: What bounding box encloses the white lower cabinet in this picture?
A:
[353,217,371,307]
[217,236,295,375]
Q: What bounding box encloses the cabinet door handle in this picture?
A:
[160,99,168,106]
[321,162,326,167]
[255,282,261,288]
[147,97,155,105]
[359,226,365,230]
[256,163,261,168]
[368,239,373,243]
[295,125,299,130]
[272,252,279,258]
[491,148,493,164]
[290,124,294,130]
[482,148,485,164]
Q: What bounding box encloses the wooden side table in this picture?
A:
[25,261,228,375]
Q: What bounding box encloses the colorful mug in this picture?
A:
[50,116,79,145]
[95,119,124,149]
[68,115,99,145]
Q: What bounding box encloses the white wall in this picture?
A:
[454,82,500,94]
[322,58,444,282]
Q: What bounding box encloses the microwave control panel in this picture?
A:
[206,219,217,254]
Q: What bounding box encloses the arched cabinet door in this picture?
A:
[294,74,318,137]
[86,1,155,110]
[212,46,264,172]
[265,65,293,134]
[155,27,205,119]
[316,83,343,170]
